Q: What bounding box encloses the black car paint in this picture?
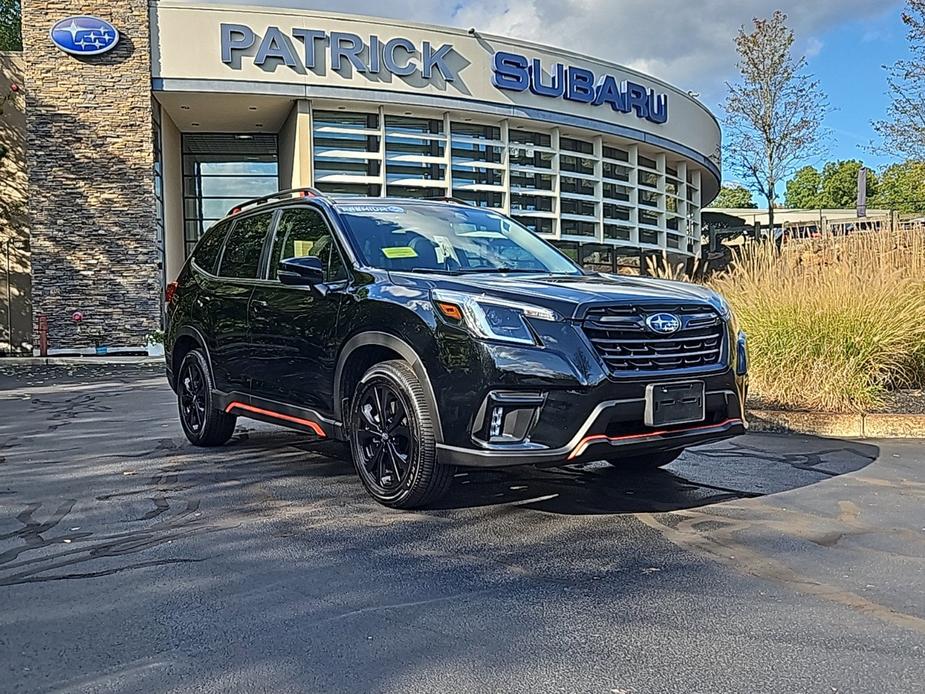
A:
[166,197,747,467]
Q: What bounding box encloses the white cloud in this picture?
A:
[205,0,900,99]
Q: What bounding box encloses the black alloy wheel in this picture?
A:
[177,349,236,447]
[355,382,413,493]
[349,361,453,509]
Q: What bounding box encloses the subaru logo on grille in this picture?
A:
[49,16,120,56]
[645,312,682,334]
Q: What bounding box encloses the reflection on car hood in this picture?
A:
[390,271,721,320]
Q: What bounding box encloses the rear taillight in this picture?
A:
[165,281,178,305]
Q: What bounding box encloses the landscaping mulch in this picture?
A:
[747,389,925,415]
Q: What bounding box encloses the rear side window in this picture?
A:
[191,220,231,275]
[218,212,274,279]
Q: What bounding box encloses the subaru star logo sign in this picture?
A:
[645,312,682,335]
[49,16,120,56]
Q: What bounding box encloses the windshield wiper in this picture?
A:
[457,267,545,274]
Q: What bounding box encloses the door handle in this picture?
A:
[252,300,269,309]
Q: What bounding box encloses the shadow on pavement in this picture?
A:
[282,430,879,515]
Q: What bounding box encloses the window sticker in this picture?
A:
[381,246,418,259]
[339,205,406,214]
[293,240,315,257]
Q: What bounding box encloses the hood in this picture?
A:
[390,271,723,320]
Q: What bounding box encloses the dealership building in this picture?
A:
[0,0,722,354]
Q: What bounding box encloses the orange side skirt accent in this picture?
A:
[568,418,742,460]
[224,401,326,437]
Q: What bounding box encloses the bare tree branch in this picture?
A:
[722,11,829,233]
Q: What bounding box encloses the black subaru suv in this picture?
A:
[165,188,748,508]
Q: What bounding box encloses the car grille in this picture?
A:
[582,304,726,374]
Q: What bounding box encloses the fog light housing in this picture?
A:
[736,331,748,376]
[474,391,545,445]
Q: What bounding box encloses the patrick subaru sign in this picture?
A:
[49,16,120,56]
[217,24,668,125]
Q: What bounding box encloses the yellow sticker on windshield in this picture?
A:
[293,240,314,257]
[381,246,418,259]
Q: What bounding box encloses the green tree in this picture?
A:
[874,160,925,213]
[785,166,822,208]
[0,0,21,51]
[784,161,879,208]
[874,2,925,159]
[818,160,879,208]
[712,184,757,208]
[723,11,829,234]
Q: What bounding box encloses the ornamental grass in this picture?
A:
[652,229,925,412]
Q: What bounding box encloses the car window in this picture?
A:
[218,212,274,279]
[270,208,348,282]
[191,220,231,275]
[337,203,581,275]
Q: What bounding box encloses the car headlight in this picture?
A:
[431,289,560,345]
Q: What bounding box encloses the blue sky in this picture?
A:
[798,5,907,172]
[214,1,909,181]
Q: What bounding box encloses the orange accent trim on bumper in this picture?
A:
[224,402,326,437]
[568,418,742,460]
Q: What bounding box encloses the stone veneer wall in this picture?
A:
[0,52,32,356]
[22,0,159,350]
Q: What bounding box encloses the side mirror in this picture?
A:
[279,256,325,286]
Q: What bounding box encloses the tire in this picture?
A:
[176,349,236,447]
[348,360,454,509]
[608,449,683,471]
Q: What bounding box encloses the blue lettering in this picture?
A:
[330,32,367,73]
[368,34,381,74]
[291,29,326,69]
[625,81,649,119]
[254,27,299,68]
[530,59,564,98]
[647,90,668,124]
[221,23,256,64]
[492,51,530,91]
[423,41,455,81]
[593,74,628,112]
[384,37,416,76]
[565,66,595,103]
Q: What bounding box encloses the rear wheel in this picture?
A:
[177,349,236,447]
[349,360,453,509]
[607,450,683,471]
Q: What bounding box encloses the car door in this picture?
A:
[248,206,350,415]
[210,210,277,393]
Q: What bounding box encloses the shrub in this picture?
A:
[709,230,925,412]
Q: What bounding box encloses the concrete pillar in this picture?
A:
[161,110,185,283]
[279,99,312,190]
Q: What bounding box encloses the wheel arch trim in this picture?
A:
[170,326,215,387]
[334,331,445,444]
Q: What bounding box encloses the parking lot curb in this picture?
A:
[749,409,925,439]
[1,356,162,366]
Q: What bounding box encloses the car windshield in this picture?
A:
[335,203,582,275]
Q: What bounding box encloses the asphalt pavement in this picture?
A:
[0,363,922,693]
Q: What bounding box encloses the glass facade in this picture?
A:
[181,134,278,256]
[305,106,703,260]
[176,108,705,266]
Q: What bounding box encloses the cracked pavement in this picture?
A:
[0,363,923,693]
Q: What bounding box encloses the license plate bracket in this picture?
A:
[645,381,706,427]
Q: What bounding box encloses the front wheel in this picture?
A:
[607,450,683,471]
[349,360,453,509]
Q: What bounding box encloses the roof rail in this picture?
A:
[435,197,472,206]
[228,187,326,217]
